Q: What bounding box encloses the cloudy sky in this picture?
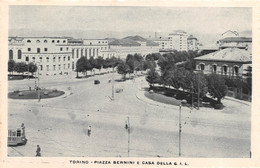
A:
[9,6,252,45]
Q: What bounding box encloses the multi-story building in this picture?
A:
[168,30,188,51]
[217,30,252,51]
[149,31,199,52]
[187,35,199,51]
[8,37,112,76]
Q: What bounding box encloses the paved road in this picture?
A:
[8,72,251,157]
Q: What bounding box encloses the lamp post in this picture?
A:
[179,99,187,157]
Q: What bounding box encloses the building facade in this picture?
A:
[8,37,112,76]
[195,48,252,78]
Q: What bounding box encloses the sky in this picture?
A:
[9,6,252,46]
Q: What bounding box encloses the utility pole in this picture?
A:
[112,68,114,100]
[37,64,40,102]
[127,116,130,157]
[197,72,200,110]
[179,105,182,157]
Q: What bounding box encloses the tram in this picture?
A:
[8,124,27,146]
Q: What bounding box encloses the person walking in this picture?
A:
[36,145,41,157]
[87,126,91,136]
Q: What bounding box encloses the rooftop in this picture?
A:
[195,48,251,63]
[219,37,252,43]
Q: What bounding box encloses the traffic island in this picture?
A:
[8,89,65,99]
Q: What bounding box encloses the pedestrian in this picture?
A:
[36,145,41,157]
[87,126,91,136]
[125,121,128,129]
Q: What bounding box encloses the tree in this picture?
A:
[14,62,27,74]
[143,58,156,71]
[95,56,104,73]
[117,61,130,80]
[207,73,228,103]
[28,62,38,76]
[76,57,92,77]
[8,60,15,74]
[89,57,97,75]
[76,57,87,78]
[146,68,160,87]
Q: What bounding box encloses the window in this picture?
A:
[44,40,48,43]
[37,48,40,53]
[72,62,74,70]
[25,57,29,62]
[53,57,56,62]
[27,40,31,43]
[68,63,70,69]
[9,50,13,60]
[46,57,49,62]
[36,40,40,43]
[28,48,31,51]
[32,57,35,62]
[58,64,61,70]
[66,47,69,51]
[101,47,103,50]
[17,50,22,59]
[213,65,217,73]
[40,57,42,62]
[72,49,74,59]
[44,48,48,52]
[17,130,21,137]
[53,65,56,71]
[63,57,66,61]
[52,40,55,43]
[57,40,60,43]
[40,65,43,71]
[223,65,227,74]
[63,64,66,70]
[90,42,92,45]
[68,56,70,61]
[46,65,49,71]
[58,57,61,62]
[234,66,239,75]
[98,41,100,43]
[63,40,66,43]
[76,49,79,58]
[60,47,63,51]
[200,64,205,71]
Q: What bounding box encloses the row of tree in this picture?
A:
[117,53,157,80]
[145,52,229,104]
[76,56,121,77]
[8,60,38,75]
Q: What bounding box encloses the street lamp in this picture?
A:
[179,99,187,157]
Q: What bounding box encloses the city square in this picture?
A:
[8,71,250,157]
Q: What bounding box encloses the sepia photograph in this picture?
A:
[6,5,252,160]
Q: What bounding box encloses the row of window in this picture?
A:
[43,63,74,71]
[27,39,67,43]
[27,47,69,53]
[200,64,239,74]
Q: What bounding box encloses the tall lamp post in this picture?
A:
[179,99,187,157]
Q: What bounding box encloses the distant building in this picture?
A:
[195,48,252,78]
[108,36,160,59]
[8,37,111,76]
[168,30,189,51]
[149,30,200,52]
[217,30,252,51]
[187,35,199,51]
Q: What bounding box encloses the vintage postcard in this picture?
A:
[0,0,259,167]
